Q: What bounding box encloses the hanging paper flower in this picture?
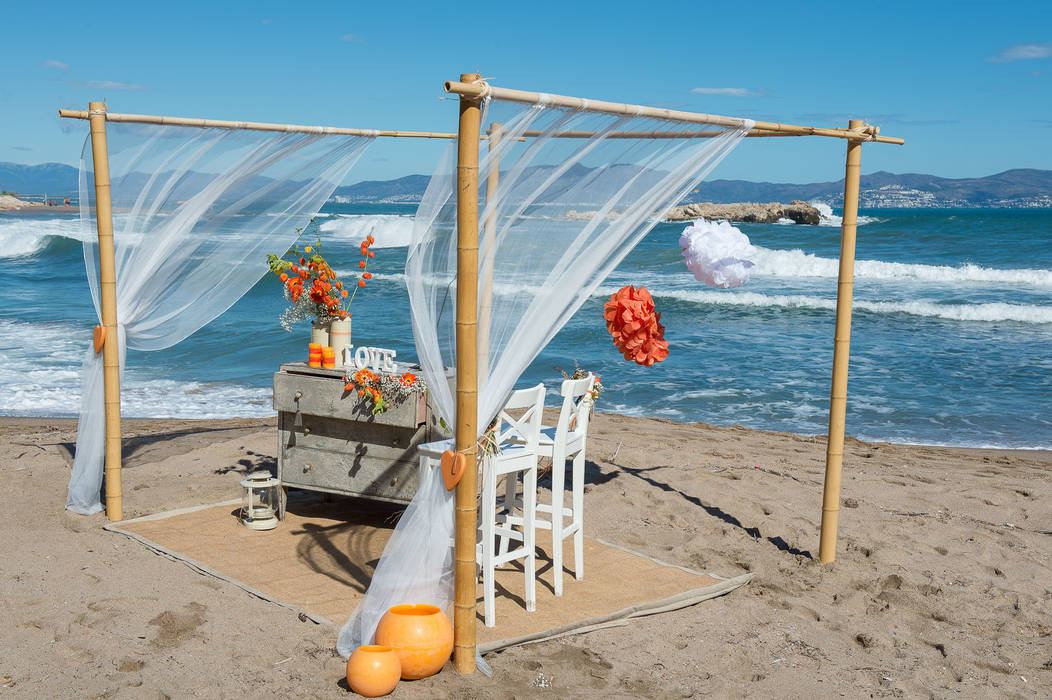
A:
[679,219,756,288]
[603,285,669,366]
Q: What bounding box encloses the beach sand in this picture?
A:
[1,413,1048,697]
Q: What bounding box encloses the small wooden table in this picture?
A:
[272,363,447,516]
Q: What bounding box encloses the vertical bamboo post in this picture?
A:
[478,122,502,382]
[453,73,483,674]
[819,119,864,563]
[88,102,123,522]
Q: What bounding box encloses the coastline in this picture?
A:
[2,412,1048,696]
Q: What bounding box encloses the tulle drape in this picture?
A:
[67,123,373,514]
[338,97,751,655]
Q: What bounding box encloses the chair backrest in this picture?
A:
[496,383,546,451]
[555,373,596,444]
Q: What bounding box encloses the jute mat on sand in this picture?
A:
[107,493,752,652]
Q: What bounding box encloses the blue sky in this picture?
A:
[2,0,1049,184]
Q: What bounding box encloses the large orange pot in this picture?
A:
[345,645,401,697]
[374,604,453,679]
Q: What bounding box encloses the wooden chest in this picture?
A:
[272,363,447,510]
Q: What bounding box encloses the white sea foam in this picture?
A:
[751,246,1052,286]
[601,287,1052,325]
[0,319,273,418]
[0,216,87,258]
[319,214,414,248]
[811,201,881,226]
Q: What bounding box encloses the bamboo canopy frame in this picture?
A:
[445,76,903,673]
[61,85,903,675]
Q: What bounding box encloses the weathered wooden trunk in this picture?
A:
[273,363,447,514]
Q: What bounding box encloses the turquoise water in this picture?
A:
[1,205,1049,449]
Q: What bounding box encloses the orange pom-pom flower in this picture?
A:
[602,285,669,366]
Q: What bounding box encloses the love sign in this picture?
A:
[342,345,398,373]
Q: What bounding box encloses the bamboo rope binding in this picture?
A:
[452,73,483,675]
[444,81,904,145]
[58,109,457,139]
[87,102,123,522]
[819,120,865,563]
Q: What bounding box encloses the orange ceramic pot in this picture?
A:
[346,645,401,697]
[374,604,453,680]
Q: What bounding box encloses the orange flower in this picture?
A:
[299,257,306,265]
[359,260,367,269]
[362,272,372,280]
[358,280,366,288]
[602,285,669,366]
[344,382,354,392]
[367,234,375,245]
[368,251,375,258]
[341,289,349,298]
[335,281,342,290]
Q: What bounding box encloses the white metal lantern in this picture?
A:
[240,472,280,530]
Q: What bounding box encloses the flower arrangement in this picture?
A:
[603,285,668,366]
[344,367,424,415]
[557,363,603,406]
[267,218,376,331]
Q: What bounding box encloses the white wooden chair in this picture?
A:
[479,383,546,627]
[505,374,595,596]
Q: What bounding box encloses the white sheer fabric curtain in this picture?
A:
[337,97,751,656]
[67,123,373,514]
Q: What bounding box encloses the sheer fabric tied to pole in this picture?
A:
[67,123,373,514]
[338,95,750,656]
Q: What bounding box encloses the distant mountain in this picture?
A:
[332,175,432,203]
[4,161,1050,208]
[685,169,1052,208]
[0,162,79,195]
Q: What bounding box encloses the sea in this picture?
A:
[1,204,1049,450]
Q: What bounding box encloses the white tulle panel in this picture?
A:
[337,99,750,659]
[67,123,373,514]
[409,100,753,429]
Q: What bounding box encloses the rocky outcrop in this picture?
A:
[666,200,822,225]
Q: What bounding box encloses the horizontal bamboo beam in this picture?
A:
[57,109,457,139]
[519,129,801,139]
[444,81,905,145]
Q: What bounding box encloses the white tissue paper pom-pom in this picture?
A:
[678,219,756,288]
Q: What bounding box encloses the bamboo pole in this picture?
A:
[58,109,457,139]
[478,123,502,383]
[819,120,864,564]
[518,129,802,139]
[87,102,123,522]
[453,73,483,675]
[444,81,904,145]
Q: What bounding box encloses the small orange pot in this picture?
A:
[374,604,453,680]
[346,645,401,697]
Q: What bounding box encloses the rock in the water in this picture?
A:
[666,200,821,225]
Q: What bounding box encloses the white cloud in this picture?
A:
[340,33,363,43]
[43,60,68,70]
[691,87,760,97]
[64,79,148,91]
[988,42,1052,63]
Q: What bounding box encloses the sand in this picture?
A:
[1,413,1049,698]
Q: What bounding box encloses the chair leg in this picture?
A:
[524,465,537,613]
[498,473,514,558]
[551,456,565,596]
[482,458,497,628]
[572,451,585,581]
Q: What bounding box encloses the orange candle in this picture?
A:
[322,346,335,368]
